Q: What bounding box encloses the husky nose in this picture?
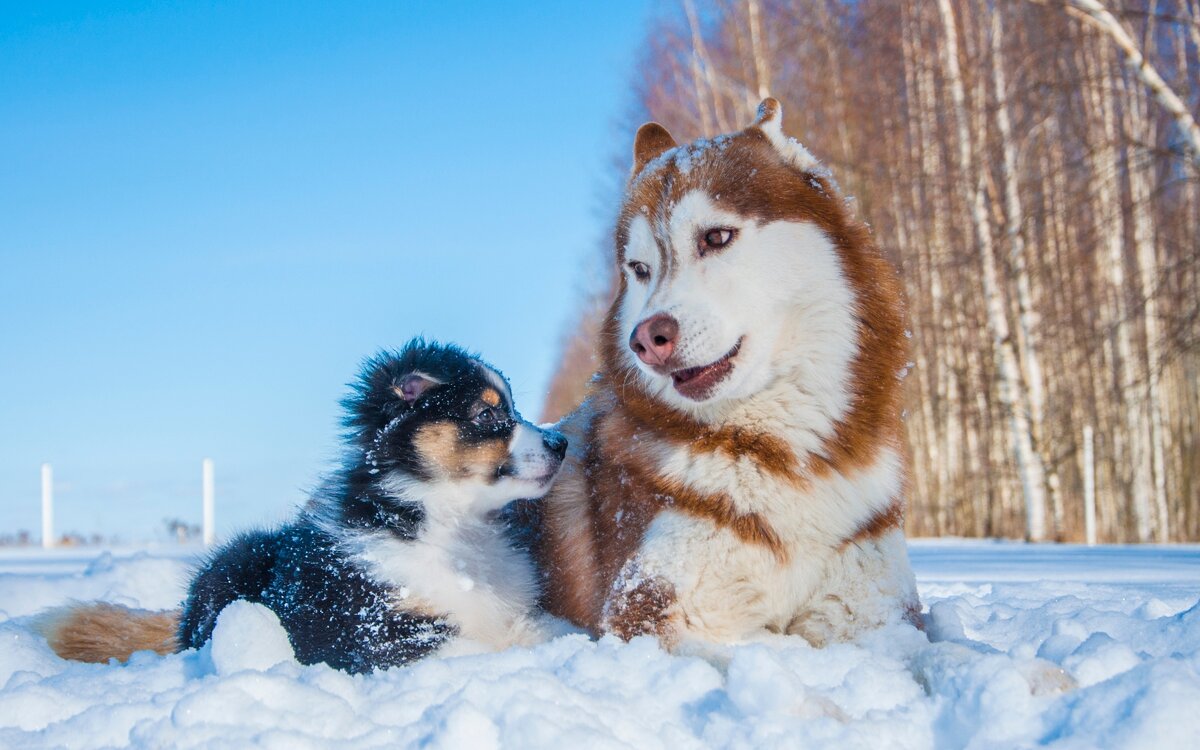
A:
[542,430,568,459]
[629,313,679,369]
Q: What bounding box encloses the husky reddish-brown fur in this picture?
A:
[535,99,919,644]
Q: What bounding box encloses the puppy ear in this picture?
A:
[344,356,446,440]
[632,122,677,175]
[750,97,822,173]
[392,372,442,403]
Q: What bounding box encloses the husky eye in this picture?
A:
[700,228,736,254]
[627,260,651,282]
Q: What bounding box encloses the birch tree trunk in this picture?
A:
[990,6,1065,537]
[683,0,733,133]
[938,0,1048,540]
[1123,6,1171,541]
[913,2,956,532]
[745,0,771,102]
[1078,32,1155,541]
[683,0,716,137]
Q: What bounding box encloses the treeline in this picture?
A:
[542,0,1200,542]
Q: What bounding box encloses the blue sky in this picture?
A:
[0,0,653,542]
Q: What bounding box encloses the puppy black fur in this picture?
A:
[176,340,564,673]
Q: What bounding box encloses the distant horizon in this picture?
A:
[0,0,654,542]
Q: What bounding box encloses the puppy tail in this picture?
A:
[35,602,180,663]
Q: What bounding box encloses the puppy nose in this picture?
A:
[542,430,568,459]
[629,313,679,368]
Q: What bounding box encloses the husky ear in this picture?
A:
[632,122,677,175]
[753,97,783,135]
[392,372,442,403]
[750,97,822,173]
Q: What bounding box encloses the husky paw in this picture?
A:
[602,575,679,644]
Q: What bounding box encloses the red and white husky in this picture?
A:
[536,98,920,647]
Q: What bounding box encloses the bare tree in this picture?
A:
[542,0,1200,542]
[1032,0,1200,168]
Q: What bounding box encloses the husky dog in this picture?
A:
[42,340,567,674]
[535,99,920,648]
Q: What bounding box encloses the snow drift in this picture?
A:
[0,541,1197,749]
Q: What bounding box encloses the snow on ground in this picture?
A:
[0,540,1197,749]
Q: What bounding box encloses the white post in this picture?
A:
[202,458,215,546]
[41,463,54,549]
[1082,425,1096,547]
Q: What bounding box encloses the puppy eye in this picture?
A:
[627,261,651,282]
[473,407,511,428]
[700,228,735,254]
[473,407,498,426]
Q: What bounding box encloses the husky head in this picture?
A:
[342,340,567,519]
[604,98,906,428]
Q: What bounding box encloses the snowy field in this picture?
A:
[1,540,1197,749]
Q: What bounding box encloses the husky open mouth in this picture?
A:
[671,337,743,400]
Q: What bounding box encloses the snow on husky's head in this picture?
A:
[604,98,908,441]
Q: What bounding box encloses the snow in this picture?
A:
[0,540,1197,749]
[206,601,297,675]
[633,134,734,186]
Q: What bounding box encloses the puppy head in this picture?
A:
[344,339,567,517]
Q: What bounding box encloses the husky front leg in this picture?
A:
[598,510,699,645]
[599,510,775,647]
[601,556,683,645]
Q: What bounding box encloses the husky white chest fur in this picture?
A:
[536,98,921,647]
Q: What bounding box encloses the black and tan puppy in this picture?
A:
[41,340,567,674]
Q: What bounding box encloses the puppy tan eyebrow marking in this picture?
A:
[481,388,501,407]
[478,363,513,406]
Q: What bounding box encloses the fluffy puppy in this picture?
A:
[41,340,567,674]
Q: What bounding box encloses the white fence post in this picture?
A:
[41,463,54,549]
[1082,425,1096,546]
[202,458,215,546]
